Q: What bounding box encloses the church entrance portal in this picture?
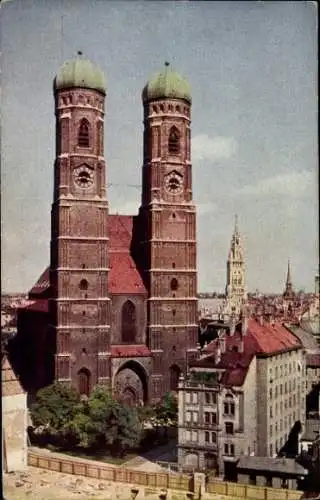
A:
[114,360,148,405]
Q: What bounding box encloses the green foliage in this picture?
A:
[30,382,80,430]
[154,392,178,426]
[65,385,143,455]
[190,371,218,384]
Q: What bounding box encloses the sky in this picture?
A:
[1,0,318,294]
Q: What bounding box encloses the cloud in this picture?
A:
[192,134,238,162]
[196,202,217,215]
[237,170,314,198]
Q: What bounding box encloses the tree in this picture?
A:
[154,392,178,427]
[30,382,80,430]
[66,385,143,455]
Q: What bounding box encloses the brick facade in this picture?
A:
[15,66,198,404]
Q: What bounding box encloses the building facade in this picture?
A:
[177,318,306,476]
[14,56,198,403]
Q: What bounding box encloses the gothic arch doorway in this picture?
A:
[114,360,148,405]
[169,364,181,391]
[78,368,91,396]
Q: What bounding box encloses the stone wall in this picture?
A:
[2,393,27,472]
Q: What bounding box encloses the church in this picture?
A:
[12,56,198,404]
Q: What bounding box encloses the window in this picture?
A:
[168,126,180,155]
[186,411,191,423]
[205,392,211,404]
[205,431,210,443]
[186,430,191,441]
[205,412,216,425]
[270,425,273,436]
[224,443,229,455]
[191,431,198,442]
[192,411,198,423]
[211,432,217,443]
[79,279,88,291]
[121,300,137,343]
[170,278,178,291]
[270,406,273,418]
[186,392,191,404]
[225,422,234,435]
[78,118,90,147]
[192,392,198,404]
[270,444,273,457]
[230,444,235,455]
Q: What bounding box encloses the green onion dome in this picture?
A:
[54,53,106,94]
[142,62,191,104]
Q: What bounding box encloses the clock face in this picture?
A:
[165,171,183,194]
[73,165,94,188]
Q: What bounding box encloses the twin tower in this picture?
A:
[49,56,198,402]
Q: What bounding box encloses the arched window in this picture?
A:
[121,300,137,343]
[78,368,90,395]
[170,278,178,291]
[168,126,180,155]
[169,364,181,391]
[78,118,90,147]
[79,279,88,291]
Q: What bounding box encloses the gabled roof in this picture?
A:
[27,214,146,301]
[285,324,319,352]
[247,318,301,355]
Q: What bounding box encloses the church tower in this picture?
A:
[225,216,246,315]
[283,260,295,299]
[49,55,111,395]
[140,63,198,400]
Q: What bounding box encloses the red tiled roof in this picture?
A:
[29,268,50,297]
[21,299,49,313]
[111,344,151,358]
[108,252,146,294]
[247,318,301,354]
[306,353,320,368]
[195,319,302,387]
[27,214,146,299]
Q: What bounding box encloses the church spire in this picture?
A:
[234,214,239,236]
[286,259,292,286]
[283,259,294,299]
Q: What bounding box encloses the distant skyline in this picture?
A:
[1,0,318,294]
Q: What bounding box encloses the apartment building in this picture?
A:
[178,317,306,476]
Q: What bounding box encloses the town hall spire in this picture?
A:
[226,216,246,316]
